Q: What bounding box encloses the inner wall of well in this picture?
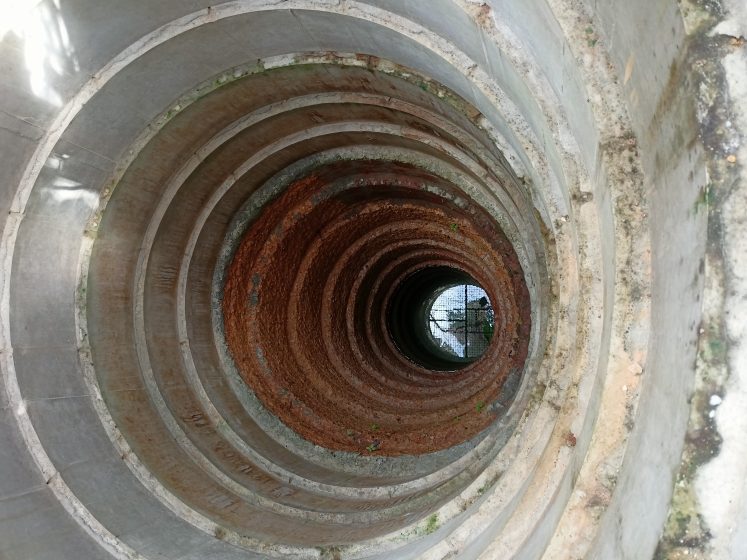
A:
[0,1,709,559]
[87,61,547,545]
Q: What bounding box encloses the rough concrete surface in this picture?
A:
[0,1,744,559]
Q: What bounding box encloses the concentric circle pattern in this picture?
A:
[3,1,726,559]
[83,63,544,548]
[222,160,531,455]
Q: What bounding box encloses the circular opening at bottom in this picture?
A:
[387,266,494,371]
[427,284,493,361]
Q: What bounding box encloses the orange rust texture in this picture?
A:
[223,161,530,456]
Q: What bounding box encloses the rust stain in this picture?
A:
[222,161,531,455]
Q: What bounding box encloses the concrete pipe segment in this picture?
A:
[0,1,745,559]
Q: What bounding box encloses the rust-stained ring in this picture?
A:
[83,62,546,548]
[222,161,530,456]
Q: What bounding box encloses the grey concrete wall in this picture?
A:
[0,1,742,559]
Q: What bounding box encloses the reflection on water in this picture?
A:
[428,284,494,359]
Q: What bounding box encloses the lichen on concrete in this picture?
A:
[656,0,745,557]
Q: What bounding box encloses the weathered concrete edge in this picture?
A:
[654,0,746,558]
